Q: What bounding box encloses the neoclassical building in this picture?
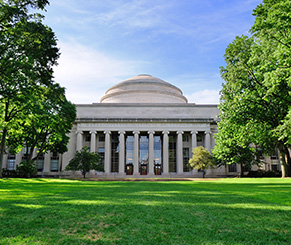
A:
[3,74,281,177]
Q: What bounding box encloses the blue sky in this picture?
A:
[43,0,262,104]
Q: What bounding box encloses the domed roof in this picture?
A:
[100,74,188,103]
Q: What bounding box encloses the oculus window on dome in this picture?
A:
[100,74,188,104]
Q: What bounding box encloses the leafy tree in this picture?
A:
[65,147,103,178]
[188,146,215,178]
[0,1,76,177]
[214,0,291,177]
[6,84,76,162]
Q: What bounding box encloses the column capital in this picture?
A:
[133,130,140,135]
[118,130,126,135]
[162,131,170,135]
[148,130,155,135]
[205,131,211,135]
[76,130,83,135]
[176,130,184,135]
[89,131,97,134]
[191,131,198,135]
[104,130,111,135]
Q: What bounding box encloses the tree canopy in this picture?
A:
[188,146,215,178]
[0,0,76,176]
[213,0,291,177]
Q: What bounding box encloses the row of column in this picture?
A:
[75,130,212,175]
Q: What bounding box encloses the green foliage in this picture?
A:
[214,0,291,177]
[188,146,215,178]
[0,0,76,176]
[65,147,103,178]
[15,160,37,178]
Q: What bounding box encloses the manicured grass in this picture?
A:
[0,178,290,244]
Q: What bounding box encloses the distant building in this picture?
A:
[2,75,281,177]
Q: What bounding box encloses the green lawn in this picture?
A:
[0,178,290,244]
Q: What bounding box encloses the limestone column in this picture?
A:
[205,131,211,152]
[162,131,169,175]
[176,131,184,174]
[43,151,50,173]
[76,131,83,151]
[118,131,125,174]
[90,131,97,153]
[104,130,111,174]
[191,131,198,155]
[133,131,140,175]
[148,131,155,175]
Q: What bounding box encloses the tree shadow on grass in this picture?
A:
[0,179,290,244]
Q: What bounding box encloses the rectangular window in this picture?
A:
[22,147,31,161]
[183,135,189,142]
[183,148,190,172]
[154,135,162,175]
[36,153,44,171]
[50,152,59,172]
[7,154,16,170]
[99,133,105,142]
[228,163,237,172]
[98,147,105,166]
[85,134,91,142]
[169,133,176,173]
[197,133,204,147]
[139,134,149,175]
[111,133,119,173]
[271,164,279,171]
[125,135,134,174]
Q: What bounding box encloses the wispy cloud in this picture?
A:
[185,89,220,104]
[54,42,147,103]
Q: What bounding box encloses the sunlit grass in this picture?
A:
[0,178,290,244]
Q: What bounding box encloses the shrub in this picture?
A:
[16,161,37,178]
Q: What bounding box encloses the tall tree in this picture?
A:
[0,1,74,177]
[214,0,291,177]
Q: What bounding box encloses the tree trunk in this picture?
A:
[240,163,244,177]
[278,144,291,178]
[0,129,7,178]
[283,145,291,177]
[203,170,205,178]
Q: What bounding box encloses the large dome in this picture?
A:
[100,74,188,103]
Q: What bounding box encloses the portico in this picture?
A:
[70,110,218,177]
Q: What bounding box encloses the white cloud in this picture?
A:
[185,89,220,104]
[53,42,146,104]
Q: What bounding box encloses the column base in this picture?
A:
[133,172,140,177]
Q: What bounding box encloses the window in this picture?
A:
[228,163,237,172]
[154,135,162,175]
[169,134,176,173]
[271,164,279,171]
[22,147,31,161]
[197,134,203,142]
[139,135,149,172]
[99,134,105,142]
[50,152,59,172]
[36,153,44,171]
[7,154,16,170]
[183,135,189,142]
[98,147,105,166]
[183,148,190,172]
[85,134,91,142]
[111,133,119,172]
[125,135,134,174]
